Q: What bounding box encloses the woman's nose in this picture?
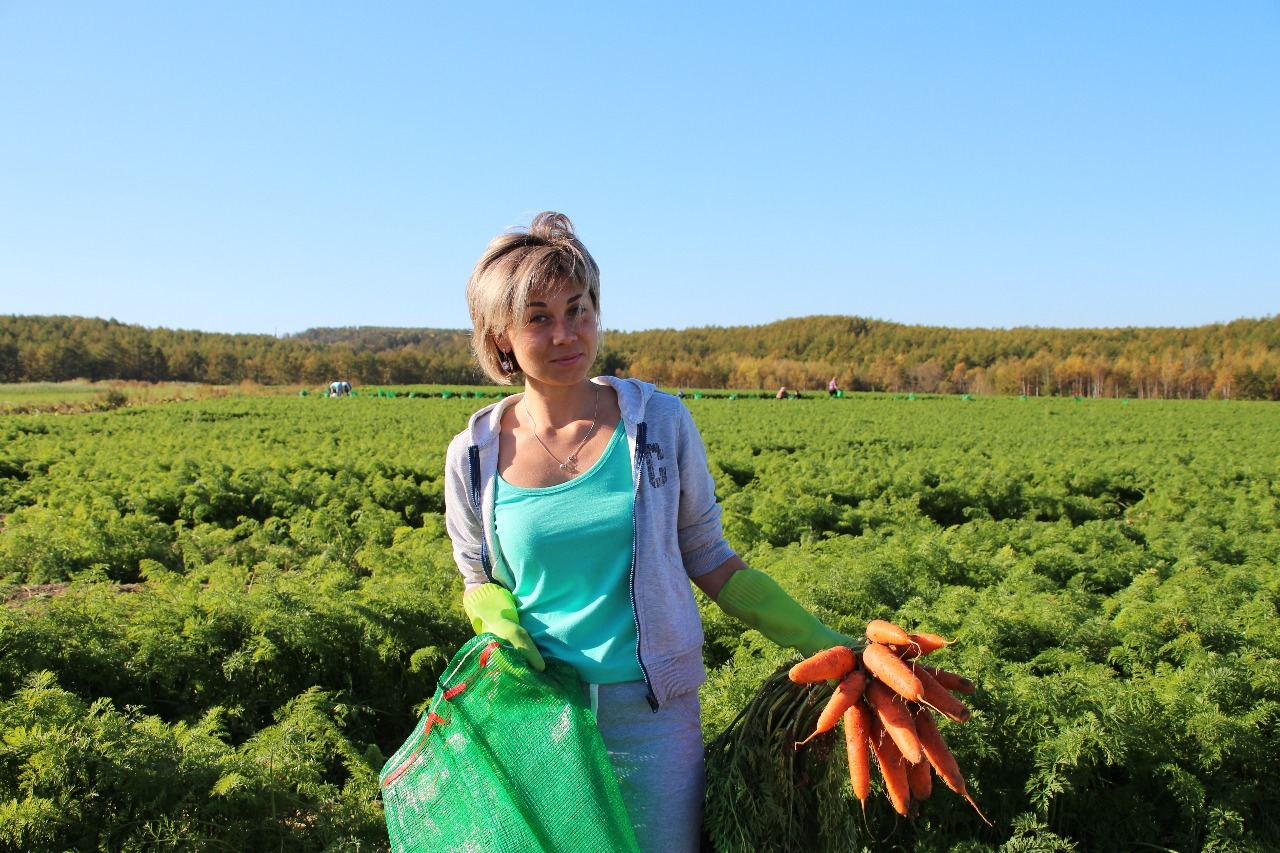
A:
[551,315,578,342]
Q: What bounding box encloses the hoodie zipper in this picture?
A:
[630,420,659,711]
[467,444,494,582]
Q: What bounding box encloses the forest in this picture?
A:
[2,313,1279,399]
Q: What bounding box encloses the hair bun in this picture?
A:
[528,211,576,243]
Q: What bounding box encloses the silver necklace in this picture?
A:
[523,384,600,474]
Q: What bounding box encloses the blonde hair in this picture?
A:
[466,212,602,384]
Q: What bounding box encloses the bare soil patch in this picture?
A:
[6,582,140,606]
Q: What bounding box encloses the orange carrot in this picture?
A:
[918,663,976,695]
[864,678,924,765]
[884,642,918,660]
[797,669,867,746]
[886,632,956,660]
[867,711,912,816]
[913,704,992,825]
[865,618,912,646]
[843,699,873,808]
[908,631,955,656]
[861,643,924,702]
[788,645,856,684]
[906,751,933,801]
[917,667,971,723]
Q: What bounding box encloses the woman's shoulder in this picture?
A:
[638,384,686,411]
[645,389,685,414]
[446,397,512,457]
[632,388,699,442]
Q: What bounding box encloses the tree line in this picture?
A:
[3,313,1278,399]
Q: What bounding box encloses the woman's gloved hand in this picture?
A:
[462,584,546,671]
[715,568,854,658]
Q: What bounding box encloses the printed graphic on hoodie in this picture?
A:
[644,442,667,488]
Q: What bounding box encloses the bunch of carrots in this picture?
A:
[789,619,991,824]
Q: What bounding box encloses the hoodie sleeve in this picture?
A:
[673,402,736,578]
[444,431,491,591]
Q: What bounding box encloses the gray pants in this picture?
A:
[587,680,705,853]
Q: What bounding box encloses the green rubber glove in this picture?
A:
[462,584,546,671]
[716,568,853,657]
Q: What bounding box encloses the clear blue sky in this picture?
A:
[2,2,1276,336]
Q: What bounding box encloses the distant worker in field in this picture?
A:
[444,211,851,852]
[828,377,839,397]
[776,385,788,399]
[329,380,351,397]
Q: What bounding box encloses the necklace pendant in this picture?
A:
[559,462,569,471]
[566,454,578,466]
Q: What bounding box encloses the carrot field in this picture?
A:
[1,391,1277,851]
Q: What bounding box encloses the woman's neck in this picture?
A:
[521,378,597,429]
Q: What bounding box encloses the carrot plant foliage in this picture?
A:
[1,392,1278,851]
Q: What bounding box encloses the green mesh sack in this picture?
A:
[380,633,640,852]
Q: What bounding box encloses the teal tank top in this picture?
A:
[493,425,642,684]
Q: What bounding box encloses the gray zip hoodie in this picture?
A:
[444,376,735,708]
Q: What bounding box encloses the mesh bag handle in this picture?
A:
[381,633,640,852]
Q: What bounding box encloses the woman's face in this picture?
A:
[497,283,598,390]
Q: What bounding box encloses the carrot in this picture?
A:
[864,678,924,765]
[908,631,954,656]
[918,663,976,695]
[861,643,924,703]
[797,669,867,746]
[917,666,971,723]
[843,699,873,808]
[913,704,992,825]
[883,642,917,660]
[885,632,956,660]
[788,645,856,683]
[906,750,933,801]
[865,618,912,646]
[867,711,912,816]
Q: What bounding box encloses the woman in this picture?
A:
[444,212,849,852]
